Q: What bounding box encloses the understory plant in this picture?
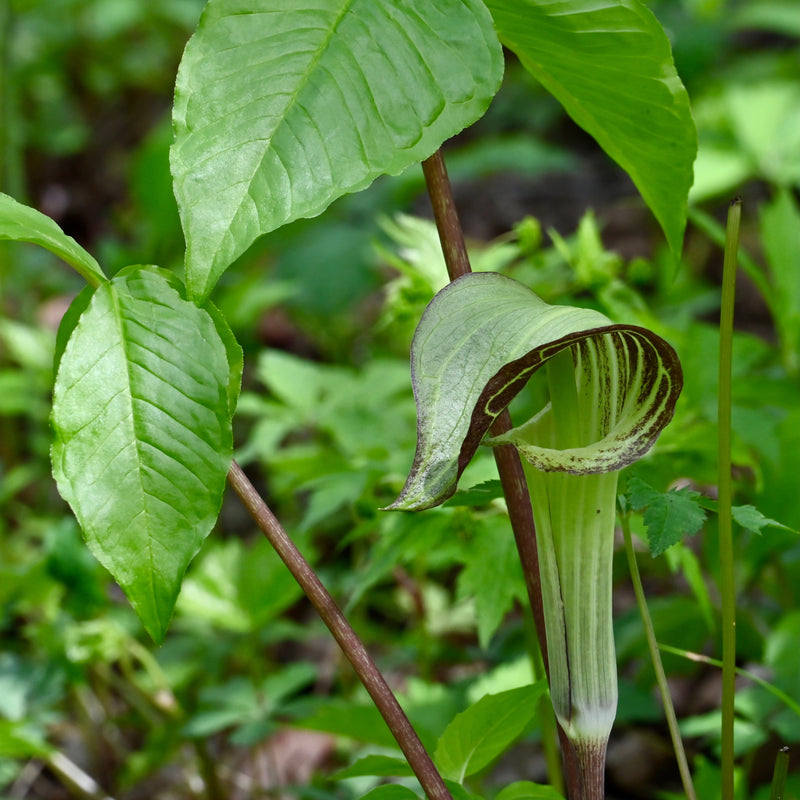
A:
[7,0,772,798]
[388,271,682,799]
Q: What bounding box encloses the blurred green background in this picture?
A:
[1,1,798,798]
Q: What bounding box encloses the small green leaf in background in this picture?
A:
[484,0,697,256]
[51,266,234,642]
[456,516,527,649]
[333,755,414,780]
[434,683,546,782]
[759,188,800,372]
[0,192,106,286]
[731,505,793,536]
[171,0,504,301]
[444,480,504,508]
[359,787,420,800]
[627,477,707,557]
[496,781,565,800]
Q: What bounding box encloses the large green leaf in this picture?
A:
[171,0,504,301]
[51,266,234,641]
[388,272,681,510]
[0,192,105,286]
[484,0,697,255]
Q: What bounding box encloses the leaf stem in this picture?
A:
[620,510,697,800]
[657,644,800,718]
[227,461,453,800]
[718,197,741,800]
[421,150,471,281]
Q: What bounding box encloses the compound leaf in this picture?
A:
[51,266,233,641]
[172,0,504,301]
[485,0,696,255]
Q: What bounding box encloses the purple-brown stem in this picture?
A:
[228,462,453,800]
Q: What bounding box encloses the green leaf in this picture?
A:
[434,683,546,782]
[0,192,106,286]
[731,505,793,536]
[333,755,414,780]
[627,477,706,557]
[760,188,800,370]
[51,266,233,642]
[204,300,243,415]
[456,516,527,649]
[359,787,420,800]
[484,0,696,255]
[171,0,504,301]
[495,781,565,800]
[444,479,504,507]
[388,272,682,510]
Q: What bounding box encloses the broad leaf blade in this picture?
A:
[388,272,682,510]
[484,0,697,255]
[434,683,546,782]
[51,267,233,641]
[171,0,504,301]
[0,192,106,286]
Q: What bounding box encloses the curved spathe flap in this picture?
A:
[387,272,682,511]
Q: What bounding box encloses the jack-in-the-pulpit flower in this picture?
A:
[388,272,682,795]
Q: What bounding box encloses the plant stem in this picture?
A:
[769,747,790,800]
[421,148,549,659]
[718,197,741,800]
[657,645,800,718]
[421,147,574,796]
[620,511,697,800]
[421,150,471,280]
[227,461,453,800]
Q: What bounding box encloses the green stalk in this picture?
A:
[520,349,618,800]
[620,510,697,800]
[658,644,800,719]
[719,198,741,800]
[422,149,571,794]
[769,747,789,800]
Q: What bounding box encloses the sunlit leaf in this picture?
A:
[51,267,233,641]
[171,0,504,301]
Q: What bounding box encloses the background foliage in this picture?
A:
[1,1,798,798]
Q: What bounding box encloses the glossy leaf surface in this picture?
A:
[389,272,682,510]
[171,0,504,300]
[484,0,697,255]
[51,267,234,641]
